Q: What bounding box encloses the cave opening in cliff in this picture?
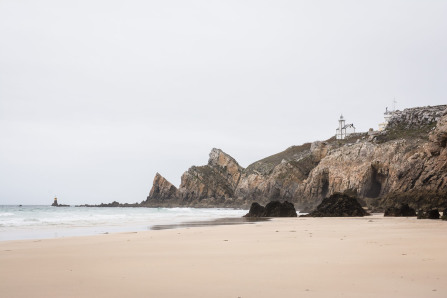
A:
[365,167,383,198]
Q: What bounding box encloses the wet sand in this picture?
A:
[1,214,447,298]
[150,216,269,230]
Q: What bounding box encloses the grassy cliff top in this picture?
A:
[245,143,312,175]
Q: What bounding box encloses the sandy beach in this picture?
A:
[1,214,447,298]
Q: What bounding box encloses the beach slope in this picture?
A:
[1,215,447,298]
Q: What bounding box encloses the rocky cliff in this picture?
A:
[178,148,244,205]
[144,105,447,211]
[143,148,245,207]
[147,173,179,204]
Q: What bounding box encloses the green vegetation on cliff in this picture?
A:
[245,143,312,175]
[376,122,437,143]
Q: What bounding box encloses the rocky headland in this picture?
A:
[141,104,447,212]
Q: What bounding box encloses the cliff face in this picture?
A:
[143,148,245,207]
[298,139,411,209]
[146,173,180,204]
[234,142,326,206]
[297,105,447,210]
[179,148,244,204]
[145,105,447,210]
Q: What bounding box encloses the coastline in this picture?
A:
[0,206,248,241]
[1,214,447,297]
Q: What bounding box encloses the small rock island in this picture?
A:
[51,197,69,207]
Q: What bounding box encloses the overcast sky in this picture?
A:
[1,0,446,205]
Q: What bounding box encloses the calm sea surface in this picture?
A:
[0,205,247,241]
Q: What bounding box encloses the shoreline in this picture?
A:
[0,216,268,242]
[150,216,270,230]
[0,206,249,242]
[1,214,447,297]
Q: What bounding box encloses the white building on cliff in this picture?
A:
[336,115,355,140]
[378,107,394,131]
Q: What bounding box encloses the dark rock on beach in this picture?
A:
[304,193,368,217]
[244,201,297,217]
[264,201,297,217]
[384,204,416,217]
[442,208,447,220]
[417,209,440,219]
[244,202,266,217]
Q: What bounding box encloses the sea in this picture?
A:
[0,205,248,241]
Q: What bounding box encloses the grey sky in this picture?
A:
[1,0,446,205]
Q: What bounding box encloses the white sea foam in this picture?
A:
[0,205,247,241]
[0,212,14,217]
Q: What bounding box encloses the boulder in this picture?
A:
[264,201,297,217]
[384,204,416,217]
[244,201,297,217]
[417,209,440,219]
[442,208,447,220]
[243,202,265,217]
[304,193,368,217]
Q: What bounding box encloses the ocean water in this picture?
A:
[0,205,247,241]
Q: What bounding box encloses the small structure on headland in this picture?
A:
[335,115,355,140]
[378,107,394,131]
[378,99,398,131]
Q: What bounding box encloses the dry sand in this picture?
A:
[1,214,447,298]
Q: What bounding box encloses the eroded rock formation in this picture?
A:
[179,148,243,204]
[142,149,245,207]
[146,173,180,205]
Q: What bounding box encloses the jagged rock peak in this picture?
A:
[208,148,244,190]
[177,148,245,203]
[153,172,177,190]
[208,148,243,169]
[147,172,179,203]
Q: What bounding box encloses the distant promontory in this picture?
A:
[88,105,447,213]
